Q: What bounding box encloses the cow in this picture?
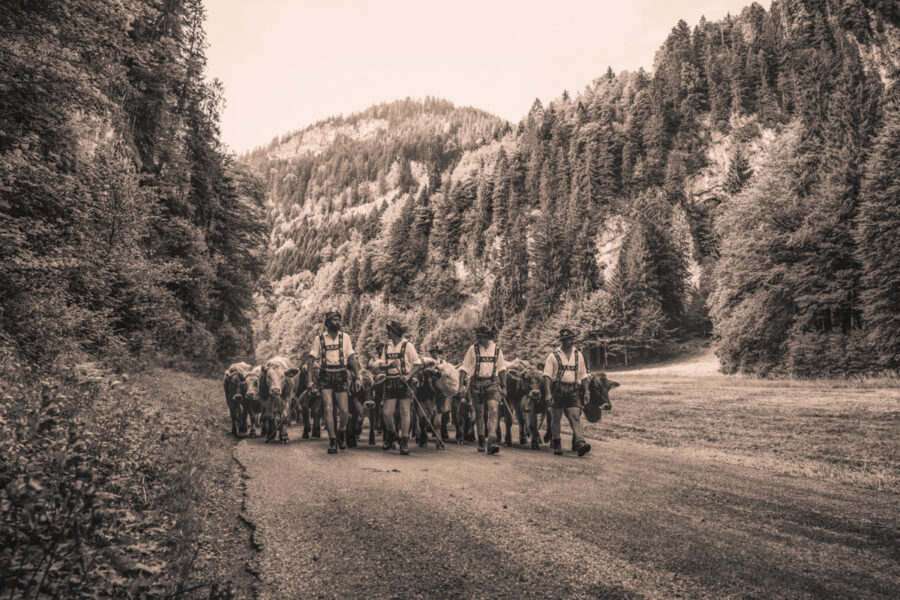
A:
[347,368,375,447]
[414,366,442,448]
[505,365,544,449]
[543,372,620,446]
[259,356,300,443]
[224,362,254,436]
[584,372,619,422]
[243,366,263,437]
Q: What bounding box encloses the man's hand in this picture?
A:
[307,380,319,395]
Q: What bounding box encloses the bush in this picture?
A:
[0,344,217,599]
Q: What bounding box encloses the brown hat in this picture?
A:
[559,327,576,340]
[386,320,404,336]
[474,325,494,338]
[324,311,341,323]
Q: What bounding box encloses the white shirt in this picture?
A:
[382,338,420,378]
[309,331,355,368]
[460,341,508,379]
[543,347,588,384]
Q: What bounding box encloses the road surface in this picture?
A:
[235,426,898,599]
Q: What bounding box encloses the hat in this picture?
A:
[559,327,576,340]
[324,311,341,323]
[474,325,494,338]
[386,320,404,335]
[430,345,443,354]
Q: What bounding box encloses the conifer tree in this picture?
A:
[855,81,900,369]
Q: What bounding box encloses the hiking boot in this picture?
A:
[487,437,500,455]
[338,430,346,450]
[399,437,410,456]
[531,438,541,450]
[312,424,321,438]
[382,430,395,451]
[552,439,563,456]
[575,439,591,457]
[328,438,337,454]
[477,437,486,453]
[302,426,310,439]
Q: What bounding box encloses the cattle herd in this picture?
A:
[223,353,619,453]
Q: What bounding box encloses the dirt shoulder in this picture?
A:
[130,368,259,600]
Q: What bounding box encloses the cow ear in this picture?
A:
[608,380,620,389]
[238,373,246,381]
[286,368,299,378]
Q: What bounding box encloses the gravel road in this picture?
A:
[235,426,898,599]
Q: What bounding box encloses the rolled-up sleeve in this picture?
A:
[405,342,420,370]
[344,334,355,360]
[308,336,321,360]
[460,346,475,376]
[577,352,589,382]
[542,353,556,379]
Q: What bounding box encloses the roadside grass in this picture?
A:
[584,352,900,492]
[0,345,242,600]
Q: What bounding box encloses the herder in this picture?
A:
[459,326,508,455]
[376,321,422,455]
[542,327,591,457]
[306,311,363,454]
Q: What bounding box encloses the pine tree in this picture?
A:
[855,81,900,369]
[724,146,753,194]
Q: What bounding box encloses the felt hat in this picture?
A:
[324,311,341,323]
[386,320,404,336]
[474,325,494,338]
[559,327,576,340]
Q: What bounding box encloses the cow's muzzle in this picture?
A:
[270,388,281,397]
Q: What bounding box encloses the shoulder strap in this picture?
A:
[554,350,565,383]
[319,334,326,359]
[399,341,408,374]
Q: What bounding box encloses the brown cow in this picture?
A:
[505,366,545,449]
[260,356,300,443]
[244,366,263,437]
[224,362,253,436]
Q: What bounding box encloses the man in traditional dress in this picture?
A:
[376,321,422,455]
[307,311,363,454]
[459,326,508,455]
[542,327,591,457]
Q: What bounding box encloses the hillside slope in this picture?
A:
[246,0,899,375]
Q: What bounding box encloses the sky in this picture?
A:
[205,0,765,154]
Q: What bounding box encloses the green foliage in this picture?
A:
[0,0,266,367]
[855,79,900,370]
[250,1,897,377]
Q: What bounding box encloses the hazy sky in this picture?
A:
[205,0,763,153]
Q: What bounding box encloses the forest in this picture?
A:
[249,0,899,377]
[1,1,265,597]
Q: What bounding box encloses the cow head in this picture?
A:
[243,368,261,404]
[261,359,299,401]
[508,367,543,400]
[587,372,620,409]
[226,368,246,400]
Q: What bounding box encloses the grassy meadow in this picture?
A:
[584,351,900,492]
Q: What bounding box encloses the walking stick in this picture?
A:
[402,379,445,450]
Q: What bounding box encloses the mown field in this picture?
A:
[585,352,900,493]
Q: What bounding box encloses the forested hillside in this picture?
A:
[248,0,898,377]
[0,0,266,367]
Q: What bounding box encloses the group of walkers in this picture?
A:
[303,311,597,458]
